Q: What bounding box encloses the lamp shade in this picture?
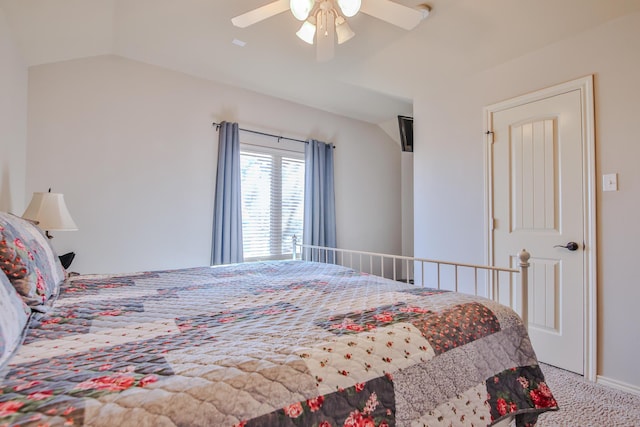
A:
[22,192,78,231]
[296,20,316,44]
[336,18,355,44]
[290,0,314,21]
[337,0,361,17]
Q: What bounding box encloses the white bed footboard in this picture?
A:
[292,237,530,328]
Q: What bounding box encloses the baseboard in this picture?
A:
[597,375,640,396]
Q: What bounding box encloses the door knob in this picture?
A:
[554,242,579,251]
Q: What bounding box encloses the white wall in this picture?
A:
[401,152,413,257]
[26,55,401,274]
[413,12,640,390]
[380,119,414,259]
[0,7,27,213]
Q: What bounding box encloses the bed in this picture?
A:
[0,212,558,426]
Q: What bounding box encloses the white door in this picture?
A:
[490,87,590,375]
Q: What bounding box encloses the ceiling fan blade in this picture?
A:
[316,12,335,62]
[231,0,290,28]
[360,0,429,31]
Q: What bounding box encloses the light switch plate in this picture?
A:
[603,173,618,192]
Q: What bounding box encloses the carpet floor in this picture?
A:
[535,363,640,426]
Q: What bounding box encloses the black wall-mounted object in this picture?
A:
[398,115,414,152]
[59,252,75,269]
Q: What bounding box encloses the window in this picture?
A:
[240,147,305,260]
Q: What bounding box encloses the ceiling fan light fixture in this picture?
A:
[231,0,432,62]
[290,0,315,21]
[335,18,355,44]
[296,20,317,44]
[337,0,361,17]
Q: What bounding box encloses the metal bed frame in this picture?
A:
[292,236,531,328]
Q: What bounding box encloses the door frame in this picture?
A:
[483,75,597,381]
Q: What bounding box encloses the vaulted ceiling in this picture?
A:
[2,0,640,125]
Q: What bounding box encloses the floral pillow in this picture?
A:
[0,272,30,369]
[0,212,66,311]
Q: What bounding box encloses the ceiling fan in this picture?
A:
[232,0,431,61]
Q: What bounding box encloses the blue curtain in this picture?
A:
[303,139,336,261]
[211,122,243,265]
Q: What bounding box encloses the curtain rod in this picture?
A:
[212,122,307,144]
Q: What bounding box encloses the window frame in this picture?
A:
[239,143,305,262]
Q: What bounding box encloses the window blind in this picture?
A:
[240,149,304,260]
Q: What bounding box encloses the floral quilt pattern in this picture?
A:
[0,212,65,310]
[0,261,557,426]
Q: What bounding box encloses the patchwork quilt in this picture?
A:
[0,261,557,426]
